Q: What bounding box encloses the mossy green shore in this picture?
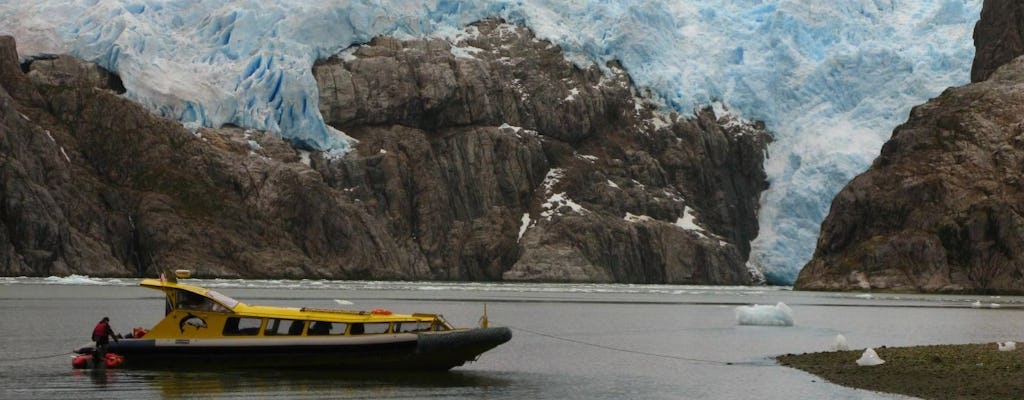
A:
[777,343,1024,399]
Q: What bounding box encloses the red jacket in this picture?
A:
[92,321,114,341]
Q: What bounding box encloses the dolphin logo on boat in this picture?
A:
[179,313,208,333]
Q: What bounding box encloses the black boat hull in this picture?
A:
[84,327,511,370]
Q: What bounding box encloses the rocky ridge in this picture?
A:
[795,0,1024,293]
[313,20,770,283]
[0,18,771,283]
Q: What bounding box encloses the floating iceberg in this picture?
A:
[832,334,849,351]
[855,348,884,366]
[734,302,794,326]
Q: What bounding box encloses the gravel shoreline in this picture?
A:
[777,343,1024,399]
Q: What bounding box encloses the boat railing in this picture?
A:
[299,307,371,315]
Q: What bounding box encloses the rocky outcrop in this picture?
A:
[313,19,770,283]
[0,36,420,278]
[971,0,1024,82]
[796,58,1024,293]
[1,17,771,283]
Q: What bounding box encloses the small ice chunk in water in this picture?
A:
[998,341,1016,352]
[44,274,104,285]
[856,348,885,366]
[734,302,793,326]
[832,334,849,351]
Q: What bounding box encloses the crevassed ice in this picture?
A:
[0,0,982,283]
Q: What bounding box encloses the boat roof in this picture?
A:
[138,278,437,322]
[140,278,222,297]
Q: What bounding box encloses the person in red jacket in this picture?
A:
[92,317,118,362]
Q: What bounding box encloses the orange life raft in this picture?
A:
[71,352,125,369]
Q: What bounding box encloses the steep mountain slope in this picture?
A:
[796,0,1024,293]
[314,20,769,282]
[0,19,770,283]
[0,36,420,279]
[971,0,1024,82]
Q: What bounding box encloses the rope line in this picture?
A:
[505,324,754,366]
[0,351,75,363]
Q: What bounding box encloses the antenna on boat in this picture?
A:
[478,304,489,328]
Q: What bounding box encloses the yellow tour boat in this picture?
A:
[75,274,511,370]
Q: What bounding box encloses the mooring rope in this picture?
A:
[0,351,75,363]
[504,323,763,366]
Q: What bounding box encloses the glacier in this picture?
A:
[0,0,982,284]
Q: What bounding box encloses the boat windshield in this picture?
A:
[176,290,229,312]
[206,290,240,309]
[435,314,453,331]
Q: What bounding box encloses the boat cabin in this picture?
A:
[138,278,453,340]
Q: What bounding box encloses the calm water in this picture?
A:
[2,277,1022,399]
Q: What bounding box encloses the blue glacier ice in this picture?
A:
[0,0,982,284]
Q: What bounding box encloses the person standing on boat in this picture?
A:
[91,317,118,362]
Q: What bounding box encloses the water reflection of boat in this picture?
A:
[142,369,513,399]
[74,274,511,370]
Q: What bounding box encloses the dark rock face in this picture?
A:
[314,19,770,283]
[1,18,771,283]
[796,57,1024,292]
[971,0,1024,82]
[0,36,415,279]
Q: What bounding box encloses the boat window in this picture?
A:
[433,316,453,331]
[264,319,304,336]
[223,317,262,336]
[176,290,228,312]
[395,321,431,333]
[308,321,346,335]
[360,322,390,334]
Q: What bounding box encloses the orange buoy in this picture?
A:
[370,308,392,315]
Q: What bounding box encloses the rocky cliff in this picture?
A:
[0,18,771,282]
[0,36,417,279]
[312,20,770,283]
[971,0,1024,83]
[796,1,1024,293]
